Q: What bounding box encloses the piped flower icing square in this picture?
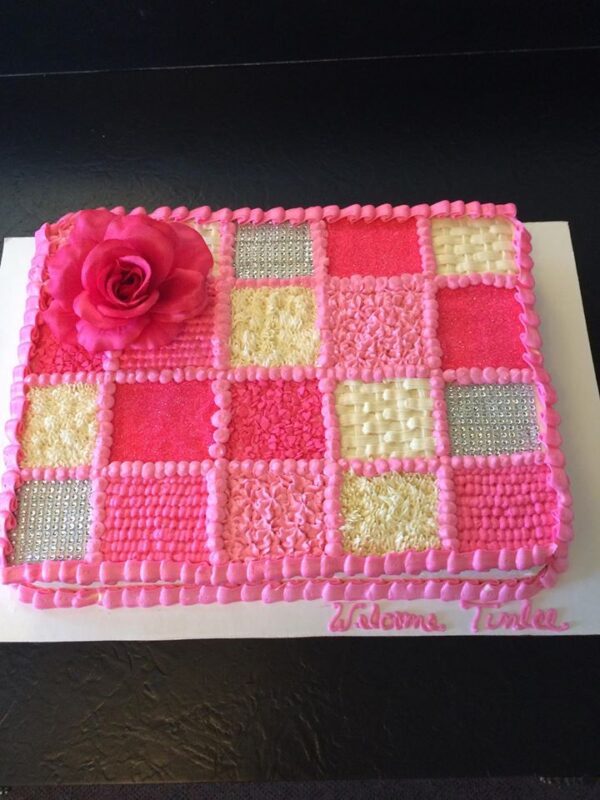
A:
[99,473,209,562]
[436,285,527,370]
[229,286,320,367]
[432,216,517,275]
[445,383,540,456]
[227,379,325,460]
[340,470,440,555]
[222,463,327,561]
[453,464,557,552]
[109,380,217,462]
[20,383,99,468]
[335,379,434,459]
[233,222,313,279]
[327,275,430,369]
[327,218,423,277]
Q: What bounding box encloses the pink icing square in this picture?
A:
[227,379,325,460]
[327,218,423,277]
[453,464,557,552]
[327,277,428,369]
[436,285,527,370]
[30,321,104,374]
[223,468,327,561]
[118,279,216,370]
[110,380,217,462]
[100,473,209,562]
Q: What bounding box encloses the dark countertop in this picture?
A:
[0,50,598,783]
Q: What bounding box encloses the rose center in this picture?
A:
[108,256,151,305]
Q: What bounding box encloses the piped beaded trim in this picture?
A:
[0,202,572,608]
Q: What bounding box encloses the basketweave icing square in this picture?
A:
[0,202,572,610]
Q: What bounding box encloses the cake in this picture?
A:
[0,202,572,608]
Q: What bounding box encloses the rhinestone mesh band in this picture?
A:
[9,479,92,565]
[233,222,314,279]
[445,383,540,456]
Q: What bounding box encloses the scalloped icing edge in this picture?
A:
[0,202,573,608]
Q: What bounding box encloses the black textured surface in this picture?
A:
[2,0,600,76]
[0,51,599,783]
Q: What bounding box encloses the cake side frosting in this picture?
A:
[0,202,572,608]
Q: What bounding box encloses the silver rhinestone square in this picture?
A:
[9,479,92,565]
[445,383,540,456]
[233,222,314,279]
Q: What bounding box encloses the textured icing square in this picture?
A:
[21,383,98,468]
[119,279,216,370]
[327,218,422,277]
[100,474,209,562]
[453,464,556,552]
[432,217,517,275]
[335,379,434,459]
[233,222,313,279]
[327,276,428,369]
[340,471,440,555]
[229,286,319,367]
[9,479,92,565]
[223,468,327,561]
[445,383,540,456]
[29,320,104,375]
[436,285,527,370]
[227,379,325,460]
[110,380,216,462]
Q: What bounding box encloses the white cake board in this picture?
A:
[0,222,598,640]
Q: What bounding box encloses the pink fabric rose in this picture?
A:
[43,209,213,352]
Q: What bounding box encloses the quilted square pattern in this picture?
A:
[327,218,423,276]
[340,470,440,555]
[227,379,325,460]
[233,222,313,279]
[432,216,517,275]
[445,383,540,456]
[9,479,92,565]
[229,286,319,367]
[21,383,98,468]
[223,466,327,561]
[29,321,104,375]
[110,380,217,462]
[327,276,429,369]
[436,285,527,370]
[335,379,434,459]
[453,464,557,551]
[100,473,209,562]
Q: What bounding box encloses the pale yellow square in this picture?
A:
[432,216,517,275]
[340,471,440,555]
[21,383,98,468]
[335,379,434,459]
[186,221,221,276]
[229,286,320,367]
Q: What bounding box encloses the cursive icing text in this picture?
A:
[328,601,446,633]
[461,599,570,634]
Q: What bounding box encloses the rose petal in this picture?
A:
[128,318,185,349]
[152,268,206,321]
[43,301,80,346]
[47,241,92,309]
[97,289,159,320]
[76,316,149,352]
[81,241,136,293]
[70,209,114,244]
[104,217,176,284]
[171,222,213,277]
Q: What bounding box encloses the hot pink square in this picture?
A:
[327,277,428,369]
[100,473,209,562]
[227,379,325,460]
[224,468,327,561]
[436,285,528,370]
[30,321,104,374]
[110,380,217,462]
[118,280,216,370]
[327,217,423,276]
[453,464,557,552]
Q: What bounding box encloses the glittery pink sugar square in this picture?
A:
[110,380,217,463]
[327,277,429,369]
[100,473,209,562]
[223,469,327,561]
[227,379,325,460]
[118,280,216,370]
[453,464,557,552]
[327,218,423,276]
